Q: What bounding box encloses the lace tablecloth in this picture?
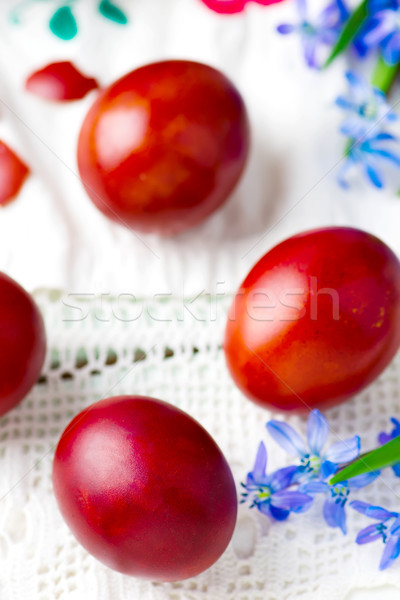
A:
[0,291,397,600]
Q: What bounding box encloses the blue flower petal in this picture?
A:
[303,37,318,69]
[348,471,380,490]
[336,67,400,189]
[392,463,400,478]
[256,501,271,519]
[323,498,347,534]
[335,96,355,110]
[389,517,400,536]
[365,163,384,188]
[277,24,296,34]
[269,465,298,493]
[333,0,349,22]
[324,435,360,464]
[302,480,328,494]
[382,32,400,66]
[266,420,307,457]
[345,70,363,88]
[264,503,290,521]
[363,17,394,46]
[271,490,313,513]
[371,86,386,102]
[297,0,307,20]
[366,506,396,521]
[337,160,353,189]
[340,121,368,138]
[356,523,382,545]
[370,148,400,167]
[368,0,393,10]
[307,410,329,455]
[373,132,397,142]
[350,500,372,515]
[321,460,338,479]
[378,431,393,445]
[319,2,338,22]
[379,534,400,570]
[251,442,268,483]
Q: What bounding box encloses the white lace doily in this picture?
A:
[0,291,399,600]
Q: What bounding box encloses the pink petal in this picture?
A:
[0,142,30,207]
[200,0,246,13]
[200,0,285,14]
[253,0,286,5]
[25,61,99,102]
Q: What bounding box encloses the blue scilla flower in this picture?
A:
[241,441,313,521]
[351,500,400,569]
[302,472,380,534]
[266,409,360,482]
[338,132,400,188]
[336,71,397,139]
[277,0,349,68]
[378,417,400,477]
[357,0,400,65]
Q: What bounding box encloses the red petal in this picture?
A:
[0,142,30,207]
[200,0,246,13]
[25,61,99,102]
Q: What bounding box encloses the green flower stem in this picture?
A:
[344,137,355,156]
[330,437,400,485]
[324,0,368,68]
[371,55,400,96]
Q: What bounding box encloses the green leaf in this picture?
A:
[330,437,400,485]
[49,6,78,40]
[323,0,368,69]
[98,0,128,25]
[371,54,399,95]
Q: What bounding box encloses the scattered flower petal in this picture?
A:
[199,0,285,14]
[26,62,99,102]
[49,6,78,41]
[0,141,30,207]
[98,0,128,24]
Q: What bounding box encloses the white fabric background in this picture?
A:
[0,1,400,599]
[1,0,399,298]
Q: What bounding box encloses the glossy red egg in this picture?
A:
[77,60,250,235]
[224,227,400,412]
[52,395,237,581]
[0,272,46,416]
